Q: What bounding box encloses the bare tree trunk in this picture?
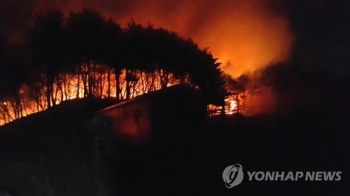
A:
[107,65,111,98]
[99,68,104,98]
[82,65,88,98]
[125,70,131,100]
[51,77,57,107]
[88,63,93,99]
[160,69,169,89]
[76,66,80,98]
[46,78,51,109]
[149,72,156,92]
[221,99,226,116]
[15,96,22,118]
[83,74,88,98]
[115,69,121,101]
[126,81,130,100]
[21,98,28,116]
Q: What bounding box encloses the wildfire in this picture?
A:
[0,66,180,126]
[1,1,295,124]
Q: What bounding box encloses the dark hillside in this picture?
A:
[0,95,349,195]
[0,98,120,196]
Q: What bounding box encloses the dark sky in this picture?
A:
[1,0,350,75]
[286,0,350,75]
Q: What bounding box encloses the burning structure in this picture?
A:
[207,92,244,116]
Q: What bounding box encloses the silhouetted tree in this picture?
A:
[102,18,124,98]
[0,36,26,120]
[27,7,67,108]
[67,8,107,98]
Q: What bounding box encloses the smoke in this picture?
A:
[241,62,349,116]
[1,0,294,77]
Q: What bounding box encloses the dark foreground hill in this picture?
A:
[0,98,349,196]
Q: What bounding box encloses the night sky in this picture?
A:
[286,0,350,74]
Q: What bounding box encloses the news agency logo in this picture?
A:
[222,163,342,188]
[246,171,342,181]
[222,164,244,188]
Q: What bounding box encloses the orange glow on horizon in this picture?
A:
[34,0,294,77]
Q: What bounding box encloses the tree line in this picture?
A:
[0,7,224,125]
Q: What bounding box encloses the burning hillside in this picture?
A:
[0,66,182,125]
[0,8,224,126]
[0,1,302,124]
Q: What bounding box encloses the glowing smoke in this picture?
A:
[31,0,294,77]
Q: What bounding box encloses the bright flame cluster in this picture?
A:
[0,65,180,126]
[207,96,239,116]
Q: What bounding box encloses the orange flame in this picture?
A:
[0,65,179,125]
